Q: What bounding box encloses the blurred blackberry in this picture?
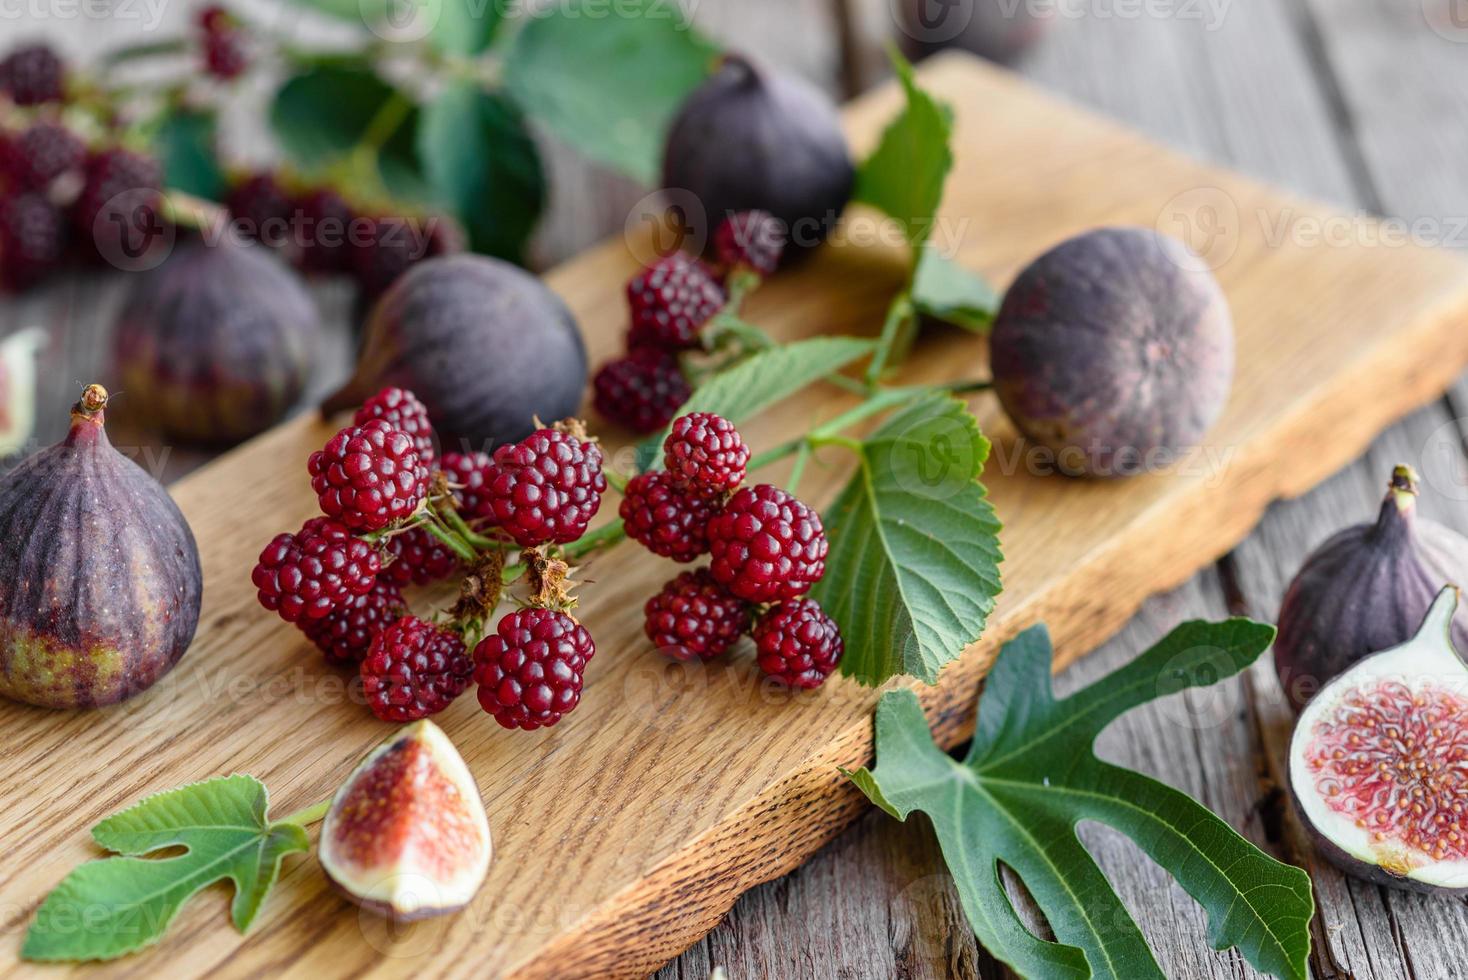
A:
[295,187,355,274]
[226,172,292,248]
[197,6,249,80]
[0,44,65,106]
[1,121,84,191]
[73,147,164,260]
[0,192,66,290]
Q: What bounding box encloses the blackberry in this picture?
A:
[644,568,750,662]
[484,426,607,547]
[753,598,844,689]
[299,578,407,665]
[380,526,459,587]
[474,608,595,730]
[0,44,65,106]
[663,412,749,494]
[197,6,249,80]
[626,252,726,350]
[707,483,828,603]
[226,172,292,248]
[441,450,496,522]
[592,348,690,434]
[295,188,355,274]
[0,192,66,289]
[714,210,786,276]
[350,214,434,300]
[354,386,435,465]
[620,470,719,563]
[1,121,84,191]
[252,517,381,623]
[361,615,473,722]
[308,418,428,532]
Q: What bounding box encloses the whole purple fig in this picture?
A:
[1274,465,1468,712]
[111,237,321,445]
[990,227,1234,477]
[322,254,586,454]
[661,54,853,258]
[0,385,202,708]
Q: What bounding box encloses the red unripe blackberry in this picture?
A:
[644,568,751,662]
[474,608,595,730]
[707,483,828,603]
[620,470,718,563]
[0,44,65,105]
[226,173,292,248]
[380,526,459,587]
[714,210,785,276]
[299,578,407,665]
[441,450,496,522]
[0,192,66,290]
[197,6,248,80]
[484,427,607,547]
[354,386,435,465]
[252,517,381,623]
[73,147,163,252]
[361,615,473,722]
[295,187,356,274]
[1,121,84,191]
[626,252,726,350]
[308,418,428,532]
[593,348,690,434]
[663,412,749,494]
[753,598,844,689]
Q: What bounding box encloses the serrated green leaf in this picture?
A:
[911,246,997,332]
[419,82,544,262]
[809,392,1002,685]
[634,336,875,471]
[854,50,953,245]
[504,0,718,183]
[270,65,423,200]
[850,619,1313,980]
[152,108,227,201]
[23,775,310,963]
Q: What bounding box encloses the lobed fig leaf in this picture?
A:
[850,618,1313,980]
[23,775,310,962]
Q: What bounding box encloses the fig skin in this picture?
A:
[661,54,854,259]
[1274,465,1468,712]
[319,720,491,921]
[0,385,202,708]
[989,227,1234,478]
[111,237,322,446]
[322,254,586,454]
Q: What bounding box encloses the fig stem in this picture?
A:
[280,799,331,827]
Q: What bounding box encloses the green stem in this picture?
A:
[281,799,330,826]
[565,520,627,559]
[865,291,916,388]
[102,38,189,70]
[358,90,415,157]
[786,442,813,495]
[748,438,804,472]
[437,502,501,552]
[419,517,477,564]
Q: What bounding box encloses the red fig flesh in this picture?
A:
[1274,465,1468,712]
[1289,587,1468,894]
[319,720,491,920]
[0,385,202,707]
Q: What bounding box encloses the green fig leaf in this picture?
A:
[504,0,719,184]
[419,82,544,262]
[809,392,1002,685]
[854,49,953,247]
[23,775,310,963]
[634,336,876,471]
[911,246,997,332]
[152,108,227,201]
[849,619,1313,980]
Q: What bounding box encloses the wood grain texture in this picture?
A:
[6,52,1468,979]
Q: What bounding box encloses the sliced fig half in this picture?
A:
[1289,586,1468,894]
[320,720,491,919]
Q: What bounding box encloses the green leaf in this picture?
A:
[809,392,1001,685]
[23,775,310,962]
[854,49,953,245]
[270,65,424,199]
[849,619,1314,980]
[152,108,227,201]
[419,82,544,262]
[504,0,719,183]
[427,0,505,55]
[911,246,997,332]
[290,0,388,23]
[634,336,875,470]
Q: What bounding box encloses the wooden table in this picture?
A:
[4,1,1468,977]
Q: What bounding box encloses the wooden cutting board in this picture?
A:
[6,52,1468,979]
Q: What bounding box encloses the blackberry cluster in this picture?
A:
[225,173,292,248]
[308,418,429,532]
[0,192,66,290]
[299,578,407,665]
[251,517,381,624]
[474,608,596,730]
[0,44,65,105]
[482,425,607,547]
[593,212,778,434]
